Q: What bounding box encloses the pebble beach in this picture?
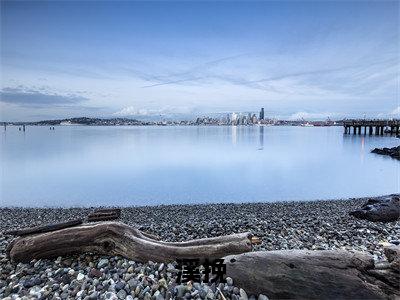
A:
[1,195,399,300]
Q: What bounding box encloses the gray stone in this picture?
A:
[226,276,233,286]
[28,286,42,298]
[175,285,186,298]
[97,258,109,269]
[22,279,35,288]
[127,278,138,289]
[105,291,118,300]
[239,288,248,300]
[258,294,269,300]
[89,291,99,300]
[77,273,85,281]
[158,263,165,272]
[115,281,125,291]
[117,289,127,300]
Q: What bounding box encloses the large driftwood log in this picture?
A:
[4,219,83,236]
[7,221,253,263]
[349,195,400,222]
[224,249,400,299]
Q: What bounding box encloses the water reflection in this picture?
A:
[361,137,365,163]
[258,126,264,150]
[0,125,398,207]
[231,126,237,145]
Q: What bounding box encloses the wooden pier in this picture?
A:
[343,119,400,135]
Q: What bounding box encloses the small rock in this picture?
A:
[77,273,85,281]
[23,279,35,288]
[90,268,103,278]
[105,291,118,300]
[29,286,42,298]
[226,276,233,286]
[117,289,127,299]
[175,285,186,298]
[158,263,165,272]
[98,258,109,269]
[68,269,75,276]
[239,288,248,300]
[89,291,99,300]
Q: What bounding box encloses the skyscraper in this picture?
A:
[259,108,265,120]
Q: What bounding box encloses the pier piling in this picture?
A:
[343,120,399,136]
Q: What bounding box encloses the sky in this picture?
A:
[0,0,399,121]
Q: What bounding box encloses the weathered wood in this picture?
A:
[87,214,120,222]
[343,119,400,135]
[87,208,121,222]
[349,195,400,222]
[224,249,399,299]
[89,208,121,216]
[384,244,400,271]
[140,231,161,241]
[4,219,83,236]
[7,221,253,263]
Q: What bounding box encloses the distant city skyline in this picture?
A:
[1,1,399,121]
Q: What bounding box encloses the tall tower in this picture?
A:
[259,108,265,120]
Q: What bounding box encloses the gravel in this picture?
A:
[1,195,399,299]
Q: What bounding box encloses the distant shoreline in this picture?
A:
[1,116,342,127]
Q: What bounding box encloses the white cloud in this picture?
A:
[287,111,337,121]
[113,106,150,116]
[113,106,194,117]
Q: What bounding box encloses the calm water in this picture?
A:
[0,125,399,207]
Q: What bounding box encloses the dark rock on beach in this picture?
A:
[350,195,400,222]
[371,145,400,160]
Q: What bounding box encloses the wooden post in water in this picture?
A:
[343,120,400,136]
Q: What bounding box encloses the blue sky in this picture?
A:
[1,0,399,121]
